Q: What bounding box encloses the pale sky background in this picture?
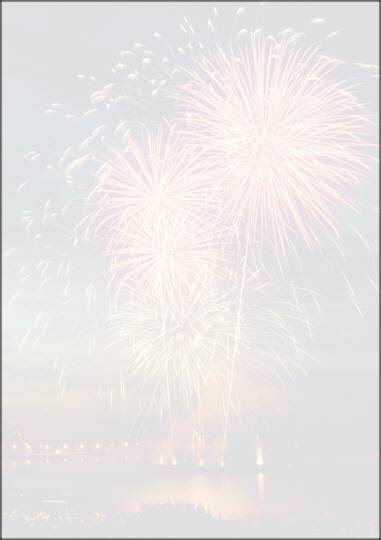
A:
[3,2,379,460]
[2,4,379,539]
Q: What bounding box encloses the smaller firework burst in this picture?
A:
[86,126,227,302]
[108,281,240,415]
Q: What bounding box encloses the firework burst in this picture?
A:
[107,271,315,421]
[85,127,226,302]
[175,30,375,258]
[108,282,240,415]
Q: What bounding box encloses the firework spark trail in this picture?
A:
[222,230,250,457]
[220,251,317,457]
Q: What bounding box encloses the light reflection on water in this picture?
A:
[4,461,378,535]
[117,471,261,519]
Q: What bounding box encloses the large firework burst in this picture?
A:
[175,30,374,257]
